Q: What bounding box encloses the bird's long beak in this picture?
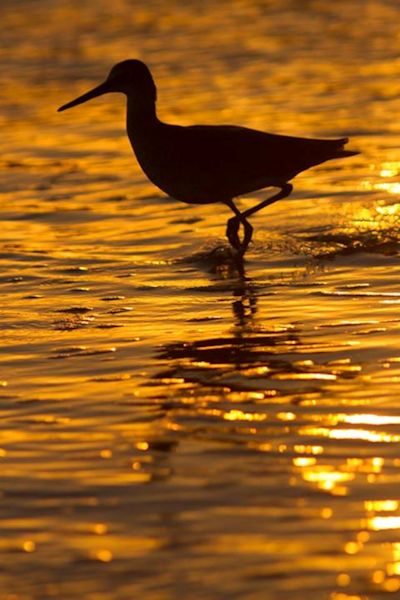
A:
[58,81,110,112]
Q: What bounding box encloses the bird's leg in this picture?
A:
[226,216,241,250]
[225,200,253,255]
[225,185,292,253]
[243,183,293,219]
[225,200,241,249]
[238,217,253,254]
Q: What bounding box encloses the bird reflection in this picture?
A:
[232,271,257,329]
[204,249,258,326]
[157,255,301,380]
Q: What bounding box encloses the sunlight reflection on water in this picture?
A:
[1,0,400,599]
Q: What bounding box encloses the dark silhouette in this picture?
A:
[58,59,359,255]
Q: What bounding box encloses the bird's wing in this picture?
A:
[145,123,356,202]
[177,125,346,195]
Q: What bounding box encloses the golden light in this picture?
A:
[333,429,399,442]
[277,411,296,421]
[293,457,316,467]
[383,579,400,592]
[369,517,400,531]
[387,563,400,576]
[135,442,149,451]
[294,444,324,455]
[337,573,351,586]
[304,426,400,443]
[380,169,395,178]
[365,500,398,512]
[363,161,400,196]
[342,414,400,426]
[95,550,113,562]
[379,162,399,178]
[297,465,354,492]
[392,543,400,561]
[374,182,400,195]
[272,372,336,381]
[2,3,400,599]
[22,540,36,553]
[223,409,267,422]
[356,531,370,543]
[93,524,108,535]
[387,543,400,576]
[344,541,361,555]
[100,449,112,458]
[372,570,386,584]
[331,593,363,600]
[376,203,400,216]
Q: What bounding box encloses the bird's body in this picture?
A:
[58,59,358,254]
[132,122,353,204]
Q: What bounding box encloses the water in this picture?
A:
[1,0,400,598]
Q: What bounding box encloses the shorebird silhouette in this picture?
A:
[58,60,358,255]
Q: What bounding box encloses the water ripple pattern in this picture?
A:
[1,1,400,599]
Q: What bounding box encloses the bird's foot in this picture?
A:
[226,216,241,251]
[226,216,253,256]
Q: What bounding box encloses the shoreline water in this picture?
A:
[1,1,400,598]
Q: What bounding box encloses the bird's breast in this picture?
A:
[127,126,227,203]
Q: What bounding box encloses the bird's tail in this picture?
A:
[332,137,360,158]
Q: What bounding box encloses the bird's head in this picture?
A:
[58,59,156,112]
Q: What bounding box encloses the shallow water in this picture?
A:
[1,1,400,598]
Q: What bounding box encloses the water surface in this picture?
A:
[1,1,400,598]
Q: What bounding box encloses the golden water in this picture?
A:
[1,1,400,598]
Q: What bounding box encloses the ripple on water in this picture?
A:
[1,0,400,599]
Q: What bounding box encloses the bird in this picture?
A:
[58,59,359,255]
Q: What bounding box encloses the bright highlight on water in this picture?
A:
[3,1,400,598]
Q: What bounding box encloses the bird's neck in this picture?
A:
[126,96,159,138]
